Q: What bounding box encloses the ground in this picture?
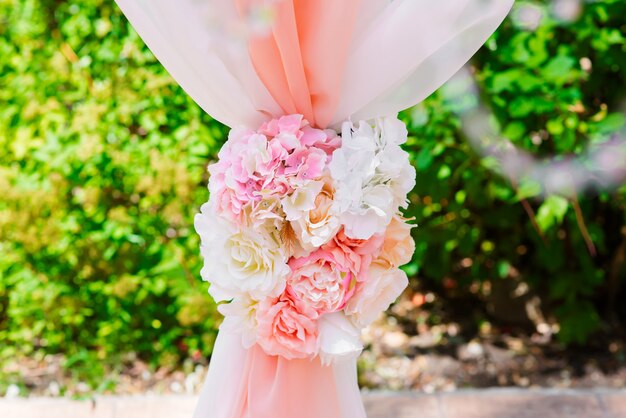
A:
[2,390,626,418]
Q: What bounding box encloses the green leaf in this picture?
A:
[536,195,569,232]
[437,165,452,180]
[515,181,542,200]
[416,147,434,170]
[543,55,576,81]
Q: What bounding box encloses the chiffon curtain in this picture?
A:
[113,1,514,417]
[192,327,366,418]
[114,0,513,129]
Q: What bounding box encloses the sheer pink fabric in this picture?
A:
[332,0,516,125]
[115,0,513,129]
[112,1,514,417]
[114,0,282,128]
[235,0,361,128]
[193,326,365,418]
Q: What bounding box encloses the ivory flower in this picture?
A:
[290,177,340,251]
[218,295,259,348]
[281,180,324,221]
[195,202,289,302]
[318,312,363,366]
[345,262,408,328]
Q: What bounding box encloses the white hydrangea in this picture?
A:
[194,202,290,302]
[329,116,416,240]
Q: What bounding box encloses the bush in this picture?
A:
[0,0,224,381]
[401,0,626,345]
[1,0,625,389]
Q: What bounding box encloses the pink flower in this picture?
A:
[345,262,408,328]
[300,126,342,156]
[256,292,319,359]
[259,114,303,138]
[287,248,356,314]
[323,228,384,282]
[208,115,340,225]
[284,146,327,185]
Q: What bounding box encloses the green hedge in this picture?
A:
[1,0,625,389]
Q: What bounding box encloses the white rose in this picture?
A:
[345,262,408,328]
[330,116,415,240]
[195,202,289,302]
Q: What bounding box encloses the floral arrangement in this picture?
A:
[195,114,416,362]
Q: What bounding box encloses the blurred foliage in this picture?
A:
[0,0,224,390]
[403,0,626,346]
[1,0,626,391]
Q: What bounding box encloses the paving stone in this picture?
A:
[600,392,626,418]
[0,391,624,418]
[109,395,197,418]
[363,393,442,418]
[441,391,607,418]
[0,398,115,418]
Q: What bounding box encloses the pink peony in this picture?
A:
[256,292,319,359]
[287,247,357,314]
[323,228,385,282]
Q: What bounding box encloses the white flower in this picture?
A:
[218,294,259,348]
[194,202,289,302]
[318,312,363,366]
[345,262,408,328]
[281,180,323,221]
[290,176,340,251]
[329,116,416,240]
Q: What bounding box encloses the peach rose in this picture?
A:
[378,216,415,267]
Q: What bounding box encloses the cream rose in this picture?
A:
[281,180,323,221]
[195,202,289,302]
[291,177,340,251]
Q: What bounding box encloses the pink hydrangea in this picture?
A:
[256,292,319,359]
[208,115,339,224]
